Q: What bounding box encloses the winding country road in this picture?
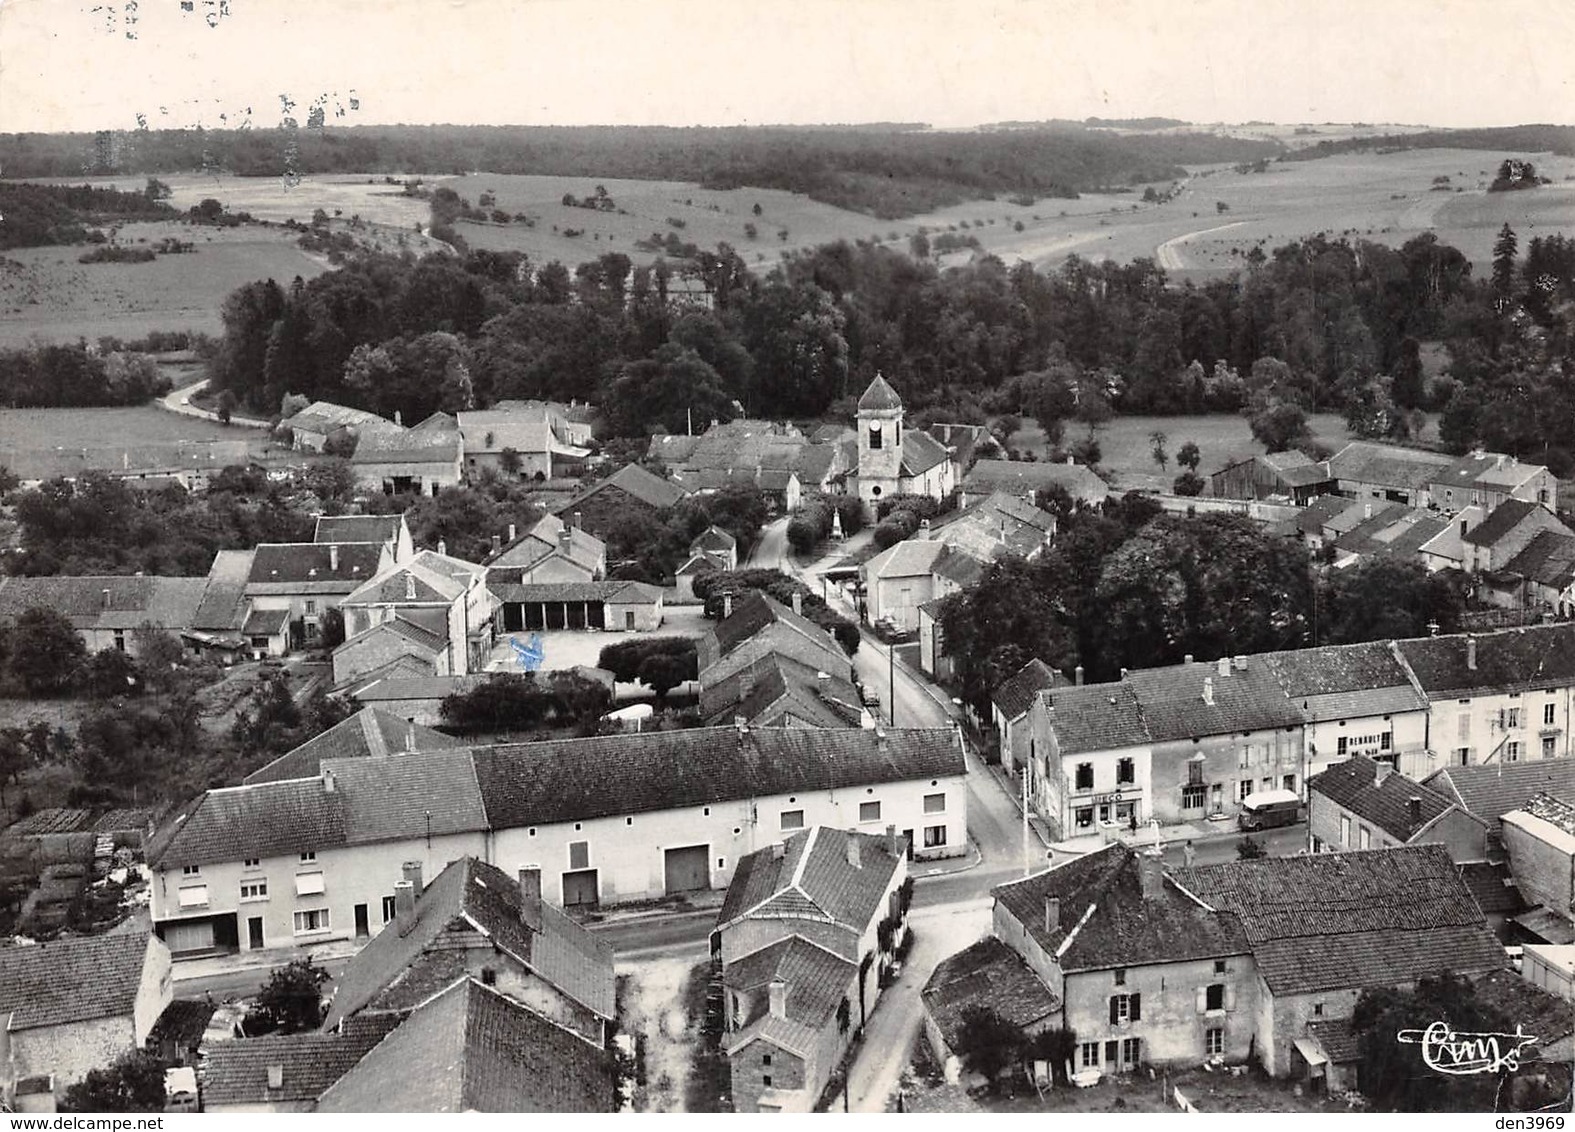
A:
[158,376,272,429]
[1155,219,1250,271]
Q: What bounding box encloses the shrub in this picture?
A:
[596,637,698,684]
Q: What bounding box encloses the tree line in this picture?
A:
[0,180,175,250]
[0,342,172,408]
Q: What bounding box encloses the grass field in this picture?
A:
[1011,411,1370,491]
[0,403,267,451]
[0,220,329,347]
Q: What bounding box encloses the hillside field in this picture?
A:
[0,403,267,453]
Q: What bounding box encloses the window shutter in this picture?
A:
[1195,987,1207,1014]
[1130,993,1141,1022]
[1225,985,1237,1011]
[1109,996,1119,1025]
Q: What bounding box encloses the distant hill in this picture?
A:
[1284,123,1575,162]
[0,123,1280,220]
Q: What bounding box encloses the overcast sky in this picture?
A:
[1,0,1571,135]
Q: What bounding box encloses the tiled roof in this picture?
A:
[331,749,488,845]
[810,424,852,444]
[1330,502,1413,553]
[342,558,467,605]
[691,525,737,553]
[1173,846,1507,995]
[1305,1018,1361,1064]
[281,401,386,434]
[318,978,617,1113]
[190,581,248,633]
[199,1016,401,1107]
[1461,499,1542,548]
[351,426,462,464]
[244,708,463,785]
[700,653,863,730]
[1395,623,1575,696]
[647,433,701,462]
[1470,968,1575,1044]
[705,592,844,669]
[1260,640,1427,720]
[723,936,855,1029]
[717,827,905,939]
[1424,759,1575,838]
[325,857,614,1030]
[473,726,962,830]
[1281,494,1365,536]
[993,844,1250,973]
[1038,682,1151,754]
[247,543,386,589]
[385,610,449,652]
[930,491,1056,559]
[146,998,217,1052]
[991,658,1063,721]
[922,937,1060,1051]
[348,674,484,701]
[1519,791,1575,836]
[858,374,903,411]
[1326,441,1454,491]
[558,463,688,512]
[1125,658,1302,742]
[899,429,952,477]
[1502,530,1575,589]
[1367,512,1452,560]
[7,440,252,482]
[865,539,946,581]
[489,579,662,604]
[411,412,459,433]
[1307,757,1462,843]
[792,444,837,485]
[147,778,346,868]
[961,460,1110,503]
[241,606,291,636]
[725,1012,823,1060]
[1324,499,1387,537]
[0,931,155,1029]
[0,575,209,632]
[1431,451,1500,492]
[1458,861,1526,916]
[488,514,604,571]
[932,546,987,587]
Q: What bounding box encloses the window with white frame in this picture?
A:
[382,895,397,923]
[239,880,268,901]
[780,810,805,831]
[1206,1028,1224,1056]
[1340,815,1351,846]
[243,858,261,870]
[1080,1042,1100,1069]
[177,885,208,908]
[1545,703,1558,727]
[1109,993,1141,1024]
[924,792,946,813]
[299,851,317,863]
[923,825,947,848]
[182,864,201,876]
[1238,780,1253,802]
[1116,757,1135,785]
[293,908,329,934]
[859,801,881,822]
[1507,707,1522,729]
[1075,807,1094,830]
[1121,1038,1141,1067]
[295,871,326,896]
[1182,785,1205,810]
[568,841,590,870]
[1359,826,1372,850]
[1506,741,1522,762]
[1074,763,1094,791]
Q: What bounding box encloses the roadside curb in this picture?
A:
[912,842,984,880]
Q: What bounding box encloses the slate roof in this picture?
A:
[1395,623,1575,696]
[199,1016,401,1107]
[1260,640,1428,720]
[922,937,1061,1051]
[488,579,662,605]
[1423,759,1575,838]
[0,932,155,1030]
[324,857,614,1030]
[147,778,347,868]
[244,709,463,785]
[991,658,1063,721]
[1503,530,1575,589]
[858,374,903,411]
[1458,861,1527,916]
[962,459,1110,504]
[556,463,688,512]
[1307,757,1464,843]
[1431,451,1502,493]
[716,827,905,938]
[993,844,1250,973]
[0,575,209,632]
[1173,845,1507,995]
[1124,658,1303,742]
[722,936,855,1029]
[1462,499,1542,548]
[473,726,962,831]
[246,543,386,589]
[1326,441,1454,491]
[317,978,617,1113]
[700,652,863,729]
[1038,682,1151,754]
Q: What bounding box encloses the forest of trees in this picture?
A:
[0,342,173,408]
[1282,125,1575,163]
[0,123,1278,218]
[0,180,176,249]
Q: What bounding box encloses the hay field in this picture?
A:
[0,404,267,451]
[0,220,328,347]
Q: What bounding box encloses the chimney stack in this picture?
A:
[1044,895,1061,933]
[734,715,747,733]
[1407,796,1423,824]
[921,519,931,533]
[405,573,417,600]
[1066,455,1075,466]
[1466,635,1477,670]
[402,860,424,895]
[1374,760,1392,786]
[491,533,502,555]
[437,539,447,557]
[518,865,542,909]
[723,593,734,619]
[1203,677,1215,706]
[1136,849,1165,902]
[393,879,415,923]
[102,587,111,610]
[329,544,339,572]
[573,511,583,530]
[1184,654,1194,665]
[508,523,517,542]
[1074,665,1084,686]
[767,979,788,1019]
[1119,667,1129,680]
[791,592,803,616]
[404,721,416,752]
[394,410,403,427]
[886,824,899,857]
[266,1065,284,1091]
[772,841,787,861]
[559,529,572,553]
[1217,656,1230,677]
[1233,656,1246,671]
[1364,502,1372,520]
[323,768,336,793]
[846,835,862,869]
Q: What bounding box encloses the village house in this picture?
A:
[713,826,910,1113]
[279,401,392,453]
[1500,530,1575,617]
[7,440,255,491]
[1394,624,1575,769]
[697,591,852,689]
[197,1017,401,1114]
[699,652,868,730]
[959,458,1110,510]
[1307,756,1488,858]
[1460,499,1573,576]
[675,524,739,601]
[322,857,616,1047]
[181,550,284,662]
[992,658,1063,777]
[1498,793,1575,946]
[348,425,463,497]
[313,513,415,565]
[1426,450,1557,513]
[1418,504,1485,572]
[1423,759,1575,855]
[0,930,173,1109]
[456,401,592,481]
[920,937,1060,1086]
[1329,506,1452,569]
[1325,440,1456,507]
[848,375,959,520]
[146,725,966,944]
[333,547,496,685]
[1271,495,1364,553]
[1209,451,1333,505]
[244,541,393,650]
[342,672,488,725]
[1173,846,1507,1090]
[0,574,209,658]
[241,706,465,785]
[1025,681,1153,838]
[316,978,616,1112]
[550,462,689,540]
[484,513,606,581]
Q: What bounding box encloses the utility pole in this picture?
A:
[1022,768,1031,877]
[889,639,896,726]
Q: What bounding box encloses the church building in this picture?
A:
[851,374,956,519]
